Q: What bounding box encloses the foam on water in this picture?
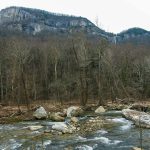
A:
[20,121,39,125]
[43,140,52,146]
[77,136,87,141]
[11,143,22,149]
[0,139,22,150]
[105,111,122,114]
[120,123,132,130]
[93,144,98,149]
[110,118,128,123]
[96,129,108,135]
[76,135,122,146]
[107,117,133,130]
[34,140,52,149]
[119,145,134,148]
[76,145,93,150]
[31,131,41,134]
[0,125,18,131]
[113,140,122,145]
[94,137,111,144]
[94,136,122,145]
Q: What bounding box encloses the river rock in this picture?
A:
[57,112,66,117]
[52,122,74,134]
[44,129,51,133]
[132,147,143,150]
[33,106,48,119]
[95,106,105,113]
[28,125,43,131]
[122,109,150,128]
[71,117,79,123]
[63,109,67,117]
[80,116,104,134]
[67,106,83,117]
[49,112,65,121]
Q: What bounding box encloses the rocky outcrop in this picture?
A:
[122,109,150,128]
[0,6,112,38]
[1,7,150,44]
[33,106,48,119]
[0,6,150,45]
[95,106,106,113]
[67,106,83,117]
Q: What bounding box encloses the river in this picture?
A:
[0,111,150,150]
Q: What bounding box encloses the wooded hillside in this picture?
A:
[0,33,149,108]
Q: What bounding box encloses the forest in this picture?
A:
[0,32,149,109]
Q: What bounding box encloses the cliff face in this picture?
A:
[0,7,112,37]
[0,7,150,44]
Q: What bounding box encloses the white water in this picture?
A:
[94,137,122,145]
[107,117,128,123]
[96,129,108,134]
[107,117,133,131]
[76,145,93,150]
[0,112,150,149]
[0,139,22,150]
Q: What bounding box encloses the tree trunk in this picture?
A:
[0,63,4,102]
[21,64,30,110]
[54,60,58,81]
[33,64,37,100]
[98,49,103,106]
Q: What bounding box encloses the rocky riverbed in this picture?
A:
[0,103,150,149]
[0,109,150,150]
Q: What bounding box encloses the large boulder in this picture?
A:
[49,112,65,122]
[33,106,48,119]
[95,106,106,113]
[122,109,150,128]
[67,106,83,117]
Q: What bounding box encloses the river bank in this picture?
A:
[0,110,150,150]
[0,99,150,124]
[0,100,150,149]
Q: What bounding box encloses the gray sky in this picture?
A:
[0,0,150,33]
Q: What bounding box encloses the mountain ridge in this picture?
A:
[0,6,150,44]
[0,6,113,37]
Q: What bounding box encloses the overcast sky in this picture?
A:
[0,0,150,33]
